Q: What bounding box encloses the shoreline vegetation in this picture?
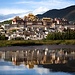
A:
[0,40,75,47]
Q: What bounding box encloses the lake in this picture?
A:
[0,45,75,75]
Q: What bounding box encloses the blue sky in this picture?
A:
[0,0,75,21]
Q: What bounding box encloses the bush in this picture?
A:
[46,29,75,40]
[0,35,8,40]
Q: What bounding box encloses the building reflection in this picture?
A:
[0,48,75,69]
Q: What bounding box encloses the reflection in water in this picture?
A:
[0,60,73,75]
[0,48,75,72]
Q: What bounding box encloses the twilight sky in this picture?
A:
[0,0,75,21]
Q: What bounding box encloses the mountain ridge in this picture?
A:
[36,5,75,21]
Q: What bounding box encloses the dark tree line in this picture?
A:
[46,29,75,40]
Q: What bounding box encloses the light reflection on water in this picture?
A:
[0,47,75,75]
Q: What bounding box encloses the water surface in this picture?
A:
[0,45,75,75]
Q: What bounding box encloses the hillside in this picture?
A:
[37,5,75,21]
[0,20,12,24]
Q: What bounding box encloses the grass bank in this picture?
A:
[0,40,75,47]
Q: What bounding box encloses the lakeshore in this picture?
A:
[0,40,75,47]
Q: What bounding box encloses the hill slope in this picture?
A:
[37,5,75,21]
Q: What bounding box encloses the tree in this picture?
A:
[0,34,8,40]
[46,29,75,40]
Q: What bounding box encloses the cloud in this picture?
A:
[15,1,41,5]
[0,8,31,22]
[34,67,49,75]
[33,7,49,15]
[0,65,27,71]
[1,0,75,13]
[0,7,49,22]
[0,8,30,15]
[15,0,75,9]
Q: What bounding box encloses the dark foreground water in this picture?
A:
[0,45,75,75]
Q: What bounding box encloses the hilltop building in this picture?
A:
[53,18,69,25]
[12,13,42,26]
